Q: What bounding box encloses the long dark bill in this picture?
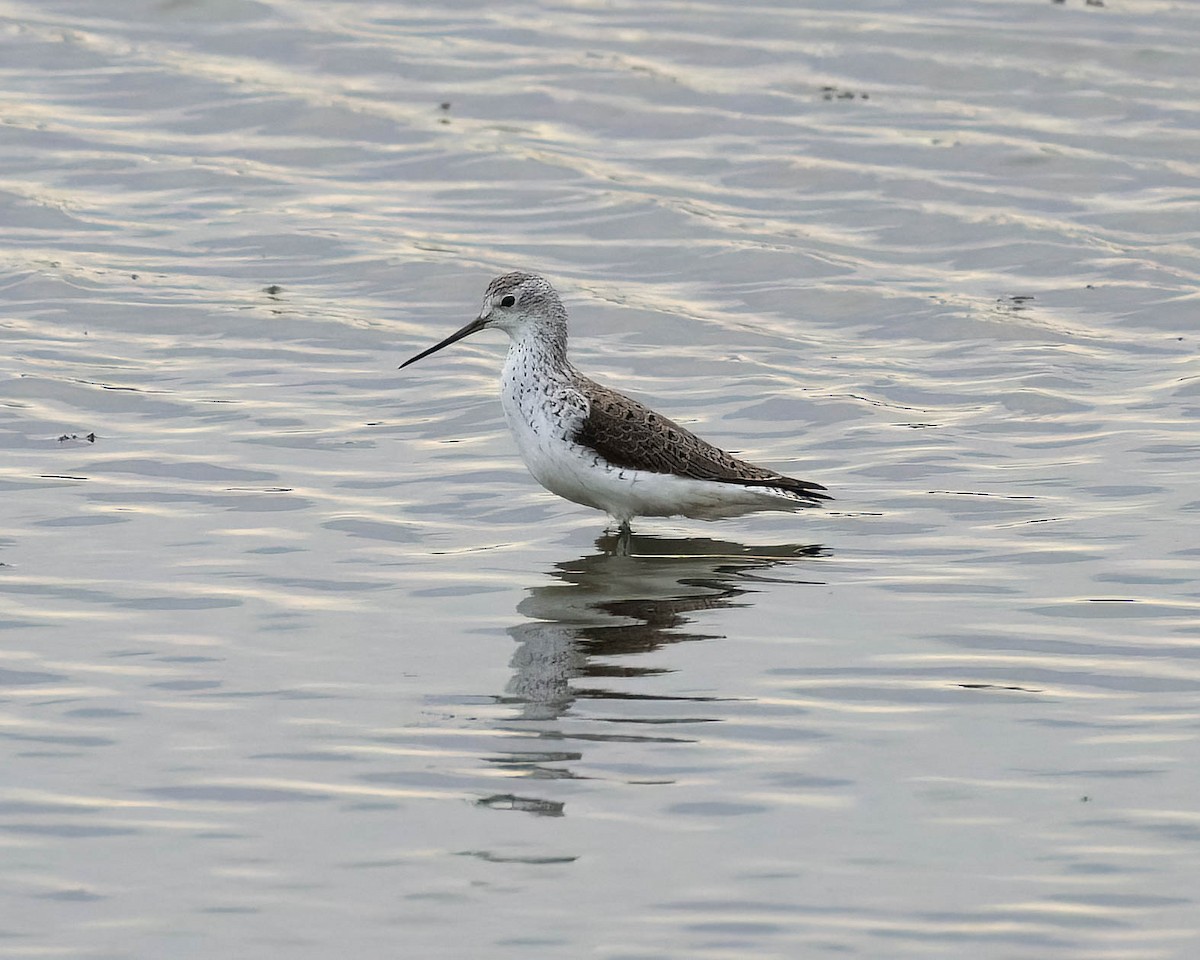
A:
[398,316,488,369]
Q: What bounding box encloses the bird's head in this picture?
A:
[399,272,567,369]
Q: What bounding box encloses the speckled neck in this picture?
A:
[504,316,571,382]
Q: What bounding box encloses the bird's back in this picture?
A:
[571,373,830,505]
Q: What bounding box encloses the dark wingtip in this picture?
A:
[741,475,832,503]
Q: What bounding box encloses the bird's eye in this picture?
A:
[500,295,516,307]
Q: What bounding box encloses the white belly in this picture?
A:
[504,403,808,521]
[498,348,809,522]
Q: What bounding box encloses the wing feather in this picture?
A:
[573,377,830,503]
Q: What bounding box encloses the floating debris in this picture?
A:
[821,85,868,101]
[996,294,1035,313]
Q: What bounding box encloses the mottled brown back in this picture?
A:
[572,375,830,503]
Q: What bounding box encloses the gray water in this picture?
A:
[1,0,1198,957]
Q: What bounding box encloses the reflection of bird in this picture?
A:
[484,533,828,811]
[504,533,827,717]
[401,273,830,532]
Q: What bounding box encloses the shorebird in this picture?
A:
[400,273,830,532]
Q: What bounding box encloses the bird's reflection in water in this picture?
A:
[477,532,826,816]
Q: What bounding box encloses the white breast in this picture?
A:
[499,341,595,503]
[498,339,812,523]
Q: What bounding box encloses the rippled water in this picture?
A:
[2,0,1198,956]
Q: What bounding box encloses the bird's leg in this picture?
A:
[615,520,632,556]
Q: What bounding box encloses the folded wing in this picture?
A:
[573,376,830,504]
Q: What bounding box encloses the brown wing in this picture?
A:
[573,376,830,503]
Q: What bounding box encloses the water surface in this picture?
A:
[1,0,1198,957]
